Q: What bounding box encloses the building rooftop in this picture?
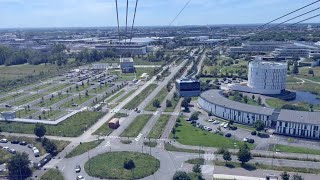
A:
[250,60,287,69]
[176,78,200,83]
[278,110,320,125]
[200,90,274,115]
[120,58,134,63]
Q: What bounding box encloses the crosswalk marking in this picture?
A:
[135,133,143,142]
[204,153,215,161]
[107,136,120,139]
[104,141,111,147]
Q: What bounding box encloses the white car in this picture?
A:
[2,147,9,151]
[0,139,8,143]
[77,175,85,180]
[243,137,249,142]
[223,124,229,128]
[208,119,214,122]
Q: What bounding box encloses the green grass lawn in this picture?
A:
[38,94,71,107]
[124,84,158,109]
[265,98,316,110]
[286,82,320,95]
[61,95,93,108]
[120,115,152,137]
[144,88,169,111]
[0,93,25,104]
[286,76,301,83]
[106,89,125,103]
[16,109,37,118]
[270,144,320,155]
[14,93,43,106]
[31,82,53,91]
[148,115,171,139]
[66,139,103,158]
[164,98,180,112]
[173,119,253,149]
[90,84,110,94]
[47,83,71,93]
[0,149,12,164]
[0,111,104,137]
[40,110,66,120]
[228,95,259,106]
[118,89,136,103]
[164,143,205,154]
[41,169,64,180]
[185,158,205,165]
[143,141,157,147]
[84,152,160,180]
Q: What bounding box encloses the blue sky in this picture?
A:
[0,0,319,28]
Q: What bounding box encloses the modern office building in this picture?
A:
[276,110,320,139]
[0,111,16,120]
[120,58,135,73]
[198,90,320,139]
[199,90,275,127]
[92,63,109,71]
[175,78,201,97]
[229,60,287,95]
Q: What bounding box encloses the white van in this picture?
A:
[33,148,40,157]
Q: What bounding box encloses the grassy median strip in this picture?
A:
[270,144,320,155]
[15,93,43,106]
[124,84,157,109]
[93,113,128,136]
[164,98,180,112]
[164,143,205,154]
[118,89,135,103]
[106,89,125,103]
[173,118,253,149]
[185,158,205,165]
[0,111,104,137]
[120,115,152,137]
[144,88,169,111]
[38,94,70,107]
[148,115,171,139]
[214,160,320,174]
[41,169,64,180]
[61,95,93,108]
[66,139,103,158]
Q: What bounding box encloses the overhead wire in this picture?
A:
[115,0,121,42]
[125,0,129,44]
[130,0,139,43]
[288,13,320,27]
[169,0,191,26]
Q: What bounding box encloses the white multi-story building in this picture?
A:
[198,90,275,127]
[95,44,147,55]
[229,60,287,95]
[276,110,320,139]
[228,41,292,55]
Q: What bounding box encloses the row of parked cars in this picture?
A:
[0,139,40,157]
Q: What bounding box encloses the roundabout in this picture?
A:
[84,151,160,180]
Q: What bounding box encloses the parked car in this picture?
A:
[207,128,213,131]
[75,165,81,173]
[251,131,257,135]
[229,126,238,131]
[19,141,27,146]
[212,120,220,125]
[0,139,8,143]
[77,175,85,180]
[5,104,12,108]
[225,133,232,138]
[247,139,255,144]
[223,124,229,128]
[27,144,34,149]
[2,147,10,151]
[11,140,19,144]
[208,119,214,122]
[9,149,16,154]
[243,137,249,142]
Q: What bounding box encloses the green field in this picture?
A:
[61,95,93,108]
[173,119,253,149]
[265,98,319,111]
[90,84,110,94]
[40,110,66,120]
[118,89,136,102]
[84,152,160,180]
[164,143,205,154]
[41,169,64,180]
[16,109,37,118]
[0,93,25,104]
[31,82,53,91]
[228,95,259,106]
[106,89,125,103]
[270,144,320,155]
[148,115,171,139]
[38,94,70,107]
[164,98,180,112]
[121,115,152,137]
[47,83,71,93]
[0,111,104,137]
[124,84,158,109]
[287,81,320,95]
[15,93,43,106]
[144,88,169,111]
[66,139,103,158]
[297,66,320,82]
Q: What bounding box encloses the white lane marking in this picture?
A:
[61,166,65,172]
[105,141,111,147]
[135,133,143,142]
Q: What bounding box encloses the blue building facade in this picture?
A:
[176,78,201,97]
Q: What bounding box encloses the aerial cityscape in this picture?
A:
[0,0,320,180]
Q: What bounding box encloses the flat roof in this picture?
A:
[176,78,200,83]
[120,58,134,63]
[278,110,320,125]
[200,90,274,115]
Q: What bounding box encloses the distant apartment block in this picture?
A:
[95,44,147,55]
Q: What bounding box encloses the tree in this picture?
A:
[292,174,303,180]
[237,143,251,164]
[308,69,314,75]
[34,123,46,139]
[181,99,189,111]
[310,104,314,112]
[228,120,234,126]
[258,97,262,105]
[254,120,265,132]
[42,138,57,155]
[192,164,201,173]
[292,61,299,74]
[223,150,232,165]
[243,95,248,104]
[153,99,161,108]
[7,152,32,180]
[166,100,172,107]
[280,171,290,180]
[252,95,255,101]
[185,97,192,103]
[172,128,176,139]
[123,159,135,170]
[173,171,191,180]
[190,112,199,121]
[173,92,179,100]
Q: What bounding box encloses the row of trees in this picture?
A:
[0,44,67,66]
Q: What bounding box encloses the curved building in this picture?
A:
[248,61,287,94]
